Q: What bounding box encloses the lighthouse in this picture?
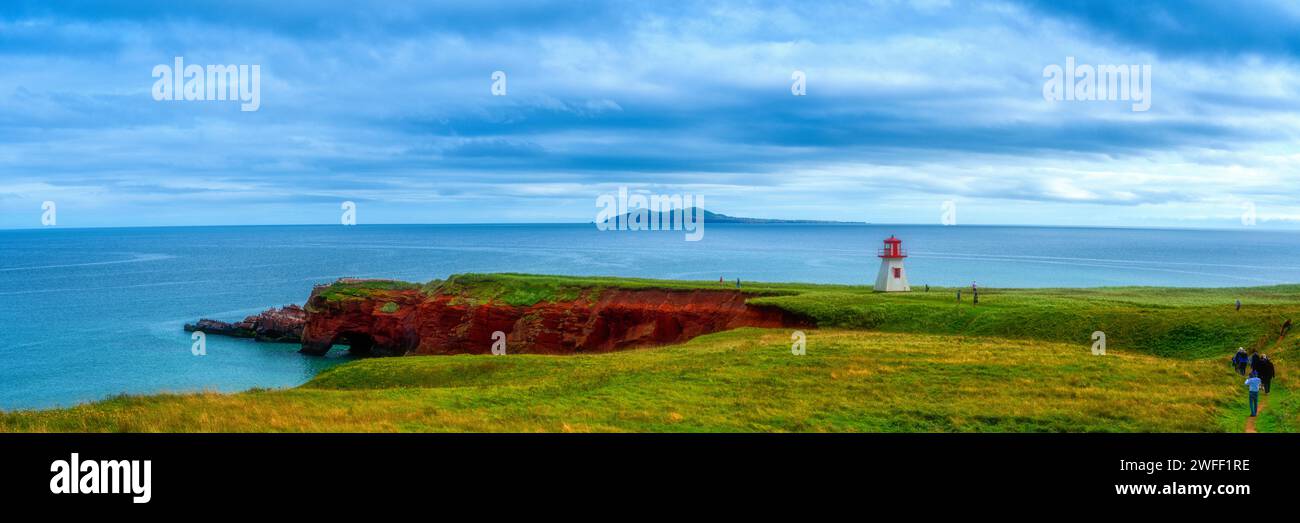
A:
[874,235,910,292]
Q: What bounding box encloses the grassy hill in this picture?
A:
[0,329,1246,432]
[2,274,1295,432]
[753,284,1300,359]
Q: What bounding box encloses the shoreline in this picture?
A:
[2,272,1293,431]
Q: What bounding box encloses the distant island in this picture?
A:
[599,207,864,225]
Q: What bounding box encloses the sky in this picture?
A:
[1,0,1299,229]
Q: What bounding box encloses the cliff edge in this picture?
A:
[296,275,811,356]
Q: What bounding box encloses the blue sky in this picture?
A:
[1,0,1299,228]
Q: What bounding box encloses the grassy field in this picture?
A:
[0,328,1254,432]
[753,284,1300,359]
[2,274,1294,432]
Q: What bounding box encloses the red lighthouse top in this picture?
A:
[878,235,907,258]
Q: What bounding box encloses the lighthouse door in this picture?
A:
[893,267,902,279]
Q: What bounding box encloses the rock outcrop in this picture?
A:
[297,283,811,356]
[185,305,307,343]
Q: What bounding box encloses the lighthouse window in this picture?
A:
[893,268,901,279]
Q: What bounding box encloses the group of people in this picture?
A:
[1232,347,1277,418]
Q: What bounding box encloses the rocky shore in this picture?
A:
[184,304,307,343]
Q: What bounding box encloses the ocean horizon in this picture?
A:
[6,221,1300,232]
[2,223,1298,410]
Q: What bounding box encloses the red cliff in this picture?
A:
[298,281,810,356]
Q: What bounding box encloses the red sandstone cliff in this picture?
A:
[298,285,810,356]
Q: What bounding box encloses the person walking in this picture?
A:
[973,287,979,305]
[1246,371,1262,417]
[1282,319,1293,339]
[1236,299,1242,311]
[1231,347,1250,376]
[956,289,962,302]
[735,278,741,289]
[1256,355,1276,395]
[1250,350,1261,373]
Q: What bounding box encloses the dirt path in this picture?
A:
[1246,394,1266,433]
[1245,331,1289,433]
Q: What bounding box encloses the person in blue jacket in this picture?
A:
[1231,348,1250,376]
[1246,371,1262,417]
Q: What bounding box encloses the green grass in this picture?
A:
[429,273,799,307]
[1251,341,1299,433]
[6,273,1294,432]
[0,328,1243,432]
[753,286,1300,359]
[313,279,425,304]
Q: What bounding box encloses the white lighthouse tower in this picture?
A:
[874,235,910,292]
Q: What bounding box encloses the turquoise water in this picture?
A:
[2,224,1299,410]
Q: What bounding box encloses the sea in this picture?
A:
[2,224,1299,410]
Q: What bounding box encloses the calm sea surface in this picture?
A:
[2,224,1299,409]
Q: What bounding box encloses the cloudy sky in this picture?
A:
[1,0,1299,228]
